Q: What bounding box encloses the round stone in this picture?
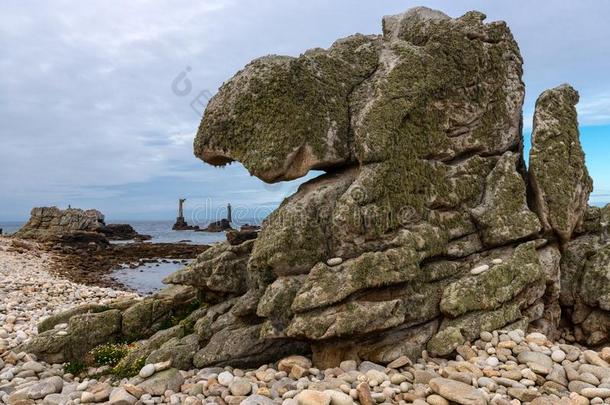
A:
[486,356,499,367]
[480,331,493,342]
[427,394,449,405]
[229,378,252,396]
[218,371,234,386]
[324,390,354,405]
[295,389,331,405]
[138,364,155,379]
[339,360,357,372]
[390,373,407,385]
[551,349,566,363]
[327,257,343,266]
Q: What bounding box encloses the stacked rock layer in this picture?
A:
[20,7,610,372]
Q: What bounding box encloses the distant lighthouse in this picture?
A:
[227,203,232,223]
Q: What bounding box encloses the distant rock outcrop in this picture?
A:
[14,207,105,242]
[201,218,232,233]
[21,7,610,370]
[15,207,150,243]
[99,224,152,241]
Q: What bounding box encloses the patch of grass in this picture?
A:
[112,356,146,379]
[64,361,85,375]
[89,343,129,367]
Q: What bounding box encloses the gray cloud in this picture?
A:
[1,0,609,220]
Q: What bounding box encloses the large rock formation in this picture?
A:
[20,7,610,370]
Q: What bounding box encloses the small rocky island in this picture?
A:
[173,199,234,232]
[2,7,610,405]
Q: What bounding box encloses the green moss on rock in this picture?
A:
[529,84,593,243]
[286,299,405,340]
[580,244,610,311]
[440,241,543,317]
[471,152,541,246]
[426,326,465,357]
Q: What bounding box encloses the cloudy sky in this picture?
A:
[1,0,609,221]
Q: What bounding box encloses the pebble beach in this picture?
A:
[2,236,610,405]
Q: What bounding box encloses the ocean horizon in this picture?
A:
[0,218,265,244]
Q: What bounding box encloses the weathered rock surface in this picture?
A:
[529,84,593,243]
[19,6,610,371]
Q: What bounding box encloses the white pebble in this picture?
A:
[551,350,566,363]
[486,356,499,367]
[327,257,343,266]
[139,363,155,378]
[218,371,234,386]
[471,264,490,275]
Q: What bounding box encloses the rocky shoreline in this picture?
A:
[50,242,208,290]
[2,236,610,404]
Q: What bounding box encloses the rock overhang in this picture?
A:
[194,7,520,183]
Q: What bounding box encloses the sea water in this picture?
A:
[1,219,259,293]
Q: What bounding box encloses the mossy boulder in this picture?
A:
[193,324,308,368]
[38,303,111,333]
[146,333,199,370]
[121,285,198,341]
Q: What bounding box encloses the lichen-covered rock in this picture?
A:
[19,309,122,363]
[19,286,206,365]
[580,245,610,311]
[471,153,541,246]
[37,303,111,333]
[248,169,357,285]
[257,275,306,330]
[195,35,381,183]
[440,242,543,317]
[287,300,405,340]
[121,285,198,341]
[529,84,593,243]
[193,324,308,367]
[146,333,199,370]
[426,326,465,357]
[115,325,185,373]
[532,244,563,338]
[163,240,253,296]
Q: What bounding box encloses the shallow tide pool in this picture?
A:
[111,259,191,294]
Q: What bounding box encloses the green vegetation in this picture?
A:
[89,343,130,367]
[112,356,146,379]
[63,361,85,375]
